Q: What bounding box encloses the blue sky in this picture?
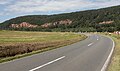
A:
[0,0,120,23]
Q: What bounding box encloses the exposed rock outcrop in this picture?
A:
[41,19,72,28]
[10,22,38,28]
[41,23,52,28]
[99,21,114,24]
[10,19,72,28]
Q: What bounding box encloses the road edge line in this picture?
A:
[101,36,115,71]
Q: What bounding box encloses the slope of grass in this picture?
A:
[100,32,120,71]
[0,30,87,63]
[107,34,120,71]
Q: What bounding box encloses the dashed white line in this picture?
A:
[96,36,99,40]
[88,43,94,46]
[29,56,65,71]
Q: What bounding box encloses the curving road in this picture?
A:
[0,34,114,71]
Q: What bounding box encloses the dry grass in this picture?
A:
[0,30,82,44]
[100,32,120,71]
[0,30,86,63]
[107,34,120,71]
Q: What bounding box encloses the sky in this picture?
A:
[0,0,120,23]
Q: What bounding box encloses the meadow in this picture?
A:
[106,33,120,71]
[0,30,86,63]
[99,32,120,71]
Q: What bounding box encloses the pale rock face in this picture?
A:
[10,19,72,28]
[59,19,72,25]
[41,19,72,28]
[11,24,19,28]
[10,22,38,28]
[41,23,52,28]
[99,21,114,24]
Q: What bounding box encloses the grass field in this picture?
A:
[0,31,83,44]
[106,33,120,71]
[0,30,86,63]
[100,33,120,71]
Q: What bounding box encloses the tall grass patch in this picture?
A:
[0,31,86,62]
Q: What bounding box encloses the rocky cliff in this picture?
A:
[99,21,114,24]
[10,19,72,28]
[10,22,38,28]
[41,19,72,28]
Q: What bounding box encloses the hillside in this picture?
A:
[0,5,120,32]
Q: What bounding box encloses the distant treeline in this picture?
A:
[0,5,120,32]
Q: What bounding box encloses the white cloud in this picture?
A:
[0,0,120,23]
[0,0,8,4]
[0,13,3,16]
[4,0,120,14]
[4,0,94,13]
[0,0,119,15]
[90,0,120,9]
[0,12,5,16]
[0,0,13,5]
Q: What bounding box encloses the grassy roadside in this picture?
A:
[0,31,87,63]
[108,34,120,71]
[100,33,120,71]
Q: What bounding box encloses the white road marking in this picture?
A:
[101,36,115,71]
[96,36,99,40]
[88,43,93,46]
[29,56,65,71]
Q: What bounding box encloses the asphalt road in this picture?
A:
[0,34,114,71]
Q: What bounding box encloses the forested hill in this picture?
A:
[0,5,120,32]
